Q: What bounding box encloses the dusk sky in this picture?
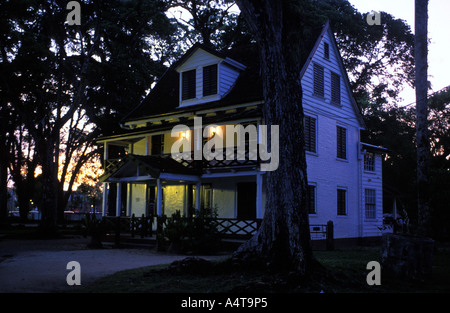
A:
[349,0,450,107]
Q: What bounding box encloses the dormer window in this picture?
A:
[176,45,246,107]
[182,69,196,100]
[203,64,218,96]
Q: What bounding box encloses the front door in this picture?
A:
[237,182,256,219]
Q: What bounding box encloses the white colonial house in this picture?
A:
[95,21,386,241]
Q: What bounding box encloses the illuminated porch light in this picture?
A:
[180,130,190,139]
[209,126,217,137]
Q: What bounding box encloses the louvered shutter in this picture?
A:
[182,69,196,100]
[203,64,217,96]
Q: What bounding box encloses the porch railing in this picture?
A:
[102,215,334,250]
[104,159,121,172]
[162,145,261,170]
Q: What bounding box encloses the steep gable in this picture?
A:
[121,23,364,130]
[301,21,365,129]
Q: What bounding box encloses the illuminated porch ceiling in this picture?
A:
[99,154,201,184]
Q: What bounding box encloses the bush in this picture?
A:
[185,208,221,253]
[82,213,106,248]
[156,208,221,253]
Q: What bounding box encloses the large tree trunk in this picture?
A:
[37,138,59,236]
[0,145,8,225]
[234,0,313,274]
[415,0,430,237]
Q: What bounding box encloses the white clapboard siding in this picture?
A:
[301,24,382,239]
[301,28,362,130]
[361,153,384,237]
[176,49,223,72]
[219,63,240,96]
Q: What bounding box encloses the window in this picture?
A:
[324,42,330,60]
[182,69,196,100]
[313,63,324,97]
[364,152,375,172]
[304,116,317,153]
[336,126,346,159]
[365,189,376,219]
[307,185,316,214]
[337,188,347,216]
[203,64,218,96]
[201,184,213,212]
[151,134,164,155]
[331,72,341,104]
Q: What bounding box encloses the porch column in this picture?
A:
[104,142,109,166]
[127,184,132,216]
[116,183,122,216]
[102,142,109,216]
[195,181,201,211]
[256,172,263,219]
[102,183,108,216]
[156,178,163,216]
[145,136,151,155]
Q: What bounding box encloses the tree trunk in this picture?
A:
[234,0,313,274]
[0,148,8,225]
[415,0,430,237]
[38,139,59,236]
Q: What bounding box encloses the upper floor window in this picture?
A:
[336,126,347,159]
[364,152,375,172]
[151,134,164,155]
[304,115,317,153]
[313,63,324,97]
[331,72,341,104]
[324,42,330,60]
[203,64,218,96]
[182,69,196,100]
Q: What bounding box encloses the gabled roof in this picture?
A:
[173,42,246,72]
[301,21,365,128]
[121,43,263,124]
[121,21,364,128]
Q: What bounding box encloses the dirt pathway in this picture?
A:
[0,236,225,293]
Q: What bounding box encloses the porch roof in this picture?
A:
[95,105,261,144]
[361,142,389,154]
[99,154,201,183]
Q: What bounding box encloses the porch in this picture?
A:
[100,214,335,251]
[99,153,265,221]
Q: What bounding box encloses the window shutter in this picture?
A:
[336,126,346,159]
[304,116,316,153]
[182,69,196,100]
[313,63,324,97]
[331,72,341,104]
[203,64,218,96]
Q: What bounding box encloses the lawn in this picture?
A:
[75,245,450,293]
